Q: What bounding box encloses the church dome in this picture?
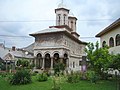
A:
[58,2,68,9]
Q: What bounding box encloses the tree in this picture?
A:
[110,54,120,72]
[85,41,112,77]
[16,58,30,68]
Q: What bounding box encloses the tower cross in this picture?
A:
[61,0,64,5]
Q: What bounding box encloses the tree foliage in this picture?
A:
[85,41,112,76]
[16,59,30,68]
[110,54,120,71]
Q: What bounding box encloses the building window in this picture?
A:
[116,34,120,46]
[109,37,114,47]
[102,41,106,47]
[79,61,82,66]
[64,14,66,25]
[73,62,75,68]
[71,21,73,29]
[58,14,61,25]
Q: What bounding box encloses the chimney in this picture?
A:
[12,46,16,51]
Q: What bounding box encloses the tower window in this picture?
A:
[58,14,61,25]
[71,21,73,29]
[64,14,66,25]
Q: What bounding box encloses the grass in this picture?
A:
[0,75,116,90]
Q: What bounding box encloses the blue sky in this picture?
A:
[0,0,120,48]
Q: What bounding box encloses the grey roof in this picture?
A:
[0,47,9,59]
[23,43,34,53]
[30,27,68,36]
[0,47,34,60]
[10,50,34,59]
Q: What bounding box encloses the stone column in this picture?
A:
[60,58,63,63]
[51,57,53,70]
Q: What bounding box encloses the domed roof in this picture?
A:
[58,2,69,9]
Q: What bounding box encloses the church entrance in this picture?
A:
[44,53,51,69]
[36,53,43,69]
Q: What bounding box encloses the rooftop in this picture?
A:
[96,18,120,37]
[29,27,70,36]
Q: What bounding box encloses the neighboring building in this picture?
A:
[96,18,120,54]
[29,3,87,72]
[0,45,34,70]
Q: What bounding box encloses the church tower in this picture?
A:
[55,2,69,26]
[54,1,79,39]
[68,12,77,32]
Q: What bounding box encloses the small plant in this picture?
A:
[52,76,61,90]
[67,71,80,83]
[9,69,31,85]
[37,73,48,82]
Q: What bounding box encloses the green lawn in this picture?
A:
[0,76,116,90]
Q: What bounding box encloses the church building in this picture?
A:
[30,3,87,72]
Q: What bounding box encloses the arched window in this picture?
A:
[109,37,114,47]
[63,14,66,25]
[102,41,106,47]
[116,34,120,46]
[58,14,61,25]
[71,21,73,29]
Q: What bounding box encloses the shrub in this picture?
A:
[9,69,31,85]
[0,63,6,71]
[16,59,30,68]
[86,70,98,83]
[54,63,65,75]
[52,76,61,90]
[67,72,80,83]
[37,73,48,82]
[0,72,8,77]
[31,72,37,76]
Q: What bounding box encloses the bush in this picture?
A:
[37,73,48,82]
[86,70,98,83]
[54,63,65,75]
[67,72,80,83]
[0,63,6,70]
[16,59,30,68]
[0,72,8,77]
[9,69,31,85]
